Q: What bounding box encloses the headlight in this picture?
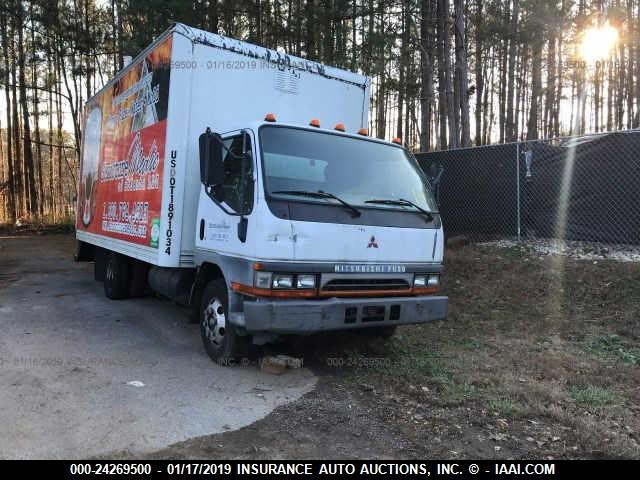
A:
[427,274,440,287]
[254,271,272,289]
[254,271,317,290]
[414,274,440,288]
[413,275,427,287]
[296,274,316,289]
[272,274,294,289]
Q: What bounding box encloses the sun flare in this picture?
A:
[579,22,619,63]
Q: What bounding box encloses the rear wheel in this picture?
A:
[200,279,248,363]
[104,252,131,300]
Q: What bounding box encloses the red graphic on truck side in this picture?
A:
[76,35,172,248]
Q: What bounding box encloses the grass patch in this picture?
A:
[586,335,640,365]
[444,381,478,402]
[487,396,525,416]
[460,338,483,351]
[533,336,553,352]
[321,243,640,458]
[393,352,452,382]
[325,339,456,389]
[353,342,464,398]
[496,245,526,260]
[390,349,479,403]
[570,386,617,408]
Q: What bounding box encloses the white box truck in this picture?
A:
[76,23,448,362]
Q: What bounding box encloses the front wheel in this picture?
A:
[200,279,248,363]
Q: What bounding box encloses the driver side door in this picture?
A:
[195,130,256,257]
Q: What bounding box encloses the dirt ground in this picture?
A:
[152,240,640,460]
[0,232,314,459]
[2,230,639,459]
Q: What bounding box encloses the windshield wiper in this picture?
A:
[272,190,362,218]
[365,198,436,222]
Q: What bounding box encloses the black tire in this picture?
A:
[200,279,249,363]
[104,252,131,300]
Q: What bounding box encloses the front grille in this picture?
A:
[342,304,402,324]
[322,278,411,292]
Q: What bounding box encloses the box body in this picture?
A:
[76,24,370,267]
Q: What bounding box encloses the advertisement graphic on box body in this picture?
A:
[77,35,172,248]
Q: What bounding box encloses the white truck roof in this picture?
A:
[174,23,368,88]
[91,23,369,104]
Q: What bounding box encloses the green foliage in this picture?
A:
[570,386,618,408]
[587,335,640,366]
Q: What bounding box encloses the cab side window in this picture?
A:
[220,134,254,214]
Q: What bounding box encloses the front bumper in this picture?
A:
[239,295,448,334]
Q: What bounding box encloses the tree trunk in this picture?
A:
[505,0,519,141]
[48,49,55,218]
[498,2,509,143]
[396,2,406,140]
[30,8,44,217]
[420,0,434,151]
[544,33,556,138]
[17,5,38,216]
[375,2,386,139]
[443,0,457,147]
[474,0,483,146]
[626,0,635,128]
[10,11,23,217]
[526,38,542,140]
[454,0,470,146]
[436,0,450,148]
[0,7,15,222]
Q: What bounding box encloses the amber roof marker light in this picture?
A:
[309,118,321,127]
[392,137,402,145]
[264,113,277,122]
[358,128,369,136]
[334,123,346,132]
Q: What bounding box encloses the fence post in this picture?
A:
[516,142,521,242]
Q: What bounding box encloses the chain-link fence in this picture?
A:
[415,130,640,244]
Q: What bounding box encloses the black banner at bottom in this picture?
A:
[2,460,637,479]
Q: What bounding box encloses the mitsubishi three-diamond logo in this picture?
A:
[367,236,378,248]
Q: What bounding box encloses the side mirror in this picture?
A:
[199,128,224,186]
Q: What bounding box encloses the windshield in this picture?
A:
[259,126,436,212]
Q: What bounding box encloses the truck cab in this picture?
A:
[193,118,447,361]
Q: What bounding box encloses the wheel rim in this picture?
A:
[106,260,114,282]
[203,298,226,347]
